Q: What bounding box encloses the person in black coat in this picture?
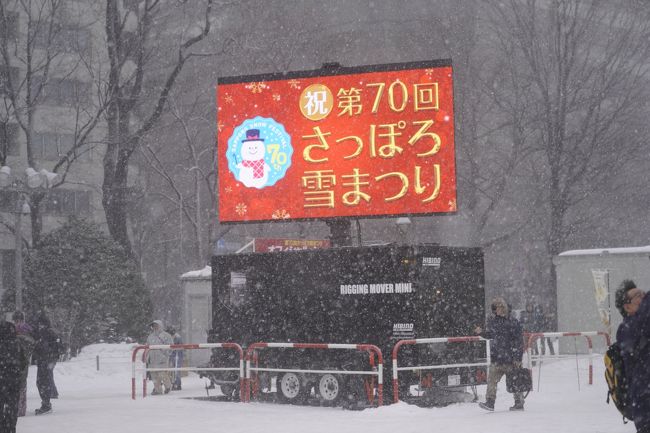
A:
[615,280,650,433]
[0,320,23,433]
[519,302,539,358]
[12,311,34,417]
[32,314,62,415]
[475,297,526,411]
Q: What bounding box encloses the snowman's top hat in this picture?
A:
[242,129,264,142]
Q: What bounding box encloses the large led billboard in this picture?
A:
[217,60,456,223]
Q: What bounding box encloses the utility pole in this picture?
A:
[14,194,26,311]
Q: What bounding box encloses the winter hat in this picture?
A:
[0,321,17,342]
[150,320,164,328]
[36,313,51,328]
[615,279,637,317]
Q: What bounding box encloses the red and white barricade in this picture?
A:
[392,336,491,403]
[244,342,384,406]
[524,331,610,385]
[131,343,244,400]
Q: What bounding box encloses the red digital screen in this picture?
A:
[217,60,456,223]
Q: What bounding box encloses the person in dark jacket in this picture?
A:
[12,311,34,417]
[519,302,539,359]
[0,320,23,433]
[536,304,556,356]
[167,327,184,391]
[32,314,62,415]
[615,280,650,433]
[475,296,526,411]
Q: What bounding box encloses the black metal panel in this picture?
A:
[210,244,485,353]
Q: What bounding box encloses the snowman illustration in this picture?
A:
[236,129,270,189]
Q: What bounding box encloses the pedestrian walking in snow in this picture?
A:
[11,311,34,417]
[32,314,62,415]
[615,280,650,433]
[146,320,173,395]
[519,302,540,360]
[167,326,184,391]
[475,297,526,411]
[536,304,555,355]
[0,320,24,433]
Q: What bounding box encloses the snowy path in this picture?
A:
[18,343,635,433]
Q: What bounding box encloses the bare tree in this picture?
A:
[486,0,650,310]
[0,0,108,246]
[138,95,216,268]
[101,0,217,256]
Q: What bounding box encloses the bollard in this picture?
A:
[96,355,100,371]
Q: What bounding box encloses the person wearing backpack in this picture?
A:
[615,280,650,433]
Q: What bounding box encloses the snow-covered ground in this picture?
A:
[18,343,634,433]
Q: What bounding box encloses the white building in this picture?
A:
[1,2,109,306]
[180,266,212,365]
[554,246,650,351]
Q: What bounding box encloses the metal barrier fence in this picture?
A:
[244,342,384,406]
[391,336,491,403]
[131,343,244,400]
[524,331,611,386]
[130,332,610,403]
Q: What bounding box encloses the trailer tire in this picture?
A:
[277,372,307,404]
[219,384,239,400]
[317,373,344,405]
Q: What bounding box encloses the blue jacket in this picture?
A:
[483,315,524,365]
[616,294,650,427]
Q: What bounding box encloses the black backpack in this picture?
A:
[604,342,633,422]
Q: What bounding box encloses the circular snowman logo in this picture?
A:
[226,117,292,189]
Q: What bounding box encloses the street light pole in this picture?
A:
[14,194,25,311]
[0,165,59,312]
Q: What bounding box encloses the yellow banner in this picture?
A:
[591,269,610,326]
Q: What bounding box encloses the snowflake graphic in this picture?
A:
[224,186,232,193]
[448,199,457,211]
[425,68,434,77]
[217,121,224,132]
[272,209,290,220]
[272,93,281,101]
[288,79,300,89]
[224,94,233,103]
[235,203,248,216]
[246,82,267,93]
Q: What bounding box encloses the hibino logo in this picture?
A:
[392,323,415,338]
[422,257,442,269]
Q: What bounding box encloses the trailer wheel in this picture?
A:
[219,384,239,400]
[317,373,344,405]
[277,372,306,403]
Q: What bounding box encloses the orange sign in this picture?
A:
[217,60,456,223]
[253,238,330,252]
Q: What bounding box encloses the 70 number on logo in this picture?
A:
[266,144,287,170]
